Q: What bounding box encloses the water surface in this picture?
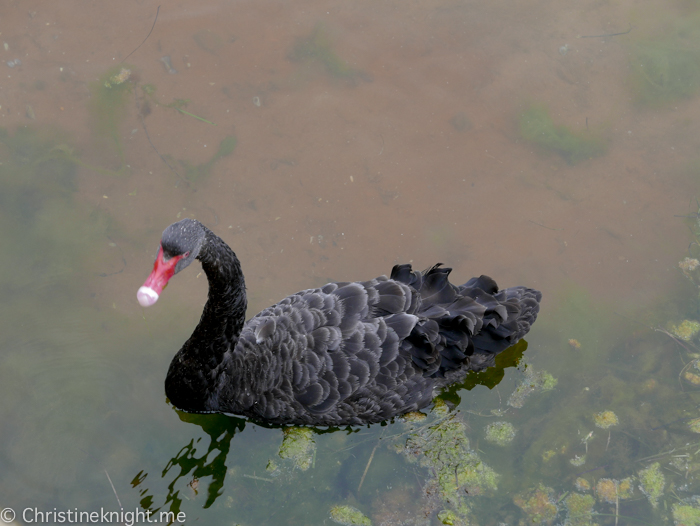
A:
[1,1,700,525]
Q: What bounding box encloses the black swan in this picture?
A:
[137,219,542,426]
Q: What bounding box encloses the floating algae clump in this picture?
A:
[670,320,700,341]
[680,257,700,281]
[685,371,700,385]
[673,497,700,526]
[542,449,557,462]
[593,410,619,429]
[401,414,498,522]
[329,505,371,526]
[595,478,633,504]
[277,426,316,471]
[519,105,607,165]
[617,478,634,500]
[508,364,557,408]
[513,484,558,524]
[431,397,451,417]
[570,455,586,467]
[564,493,596,526]
[575,478,591,492]
[437,509,466,526]
[401,411,427,424]
[596,478,618,504]
[638,462,665,508]
[484,421,516,446]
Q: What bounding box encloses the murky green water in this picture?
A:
[2,1,700,525]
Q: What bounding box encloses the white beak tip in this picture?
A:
[137,286,159,307]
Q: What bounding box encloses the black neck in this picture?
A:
[196,229,248,346]
[165,228,247,412]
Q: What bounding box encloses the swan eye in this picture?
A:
[184,251,190,258]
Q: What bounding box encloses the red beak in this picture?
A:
[137,246,184,307]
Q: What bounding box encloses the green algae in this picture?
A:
[437,509,467,526]
[0,125,117,272]
[574,478,591,492]
[689,418,700,434]
[142,86,217,125]
[593,410,619,429]
[638,462,665,509]
[289,24,365,81]
[178,135,237,182]
[519,105,607,165]
[680,257,700,283]
[329,505,372,526]
[88,65,135,173]
[277,426,316,471]
[570,454,587,467]
[595,477,634,503]
[507,363,557,408]
[400,411,427,423]
[670,320,700,341]
[564,493,597,526]
[400,414,498,523]
[484,421,516,446]
[513,484,558,524]
[673,498,700,526]
[632,44,700,105]
[628,13,700,106]
[138,84,234,182]
[0,126,77,201]
[431,396,451,417]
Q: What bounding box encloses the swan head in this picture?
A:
[137,219,206,307]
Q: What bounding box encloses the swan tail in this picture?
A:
[390,264,541,378]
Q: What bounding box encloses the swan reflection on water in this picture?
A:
[132,342,526,519]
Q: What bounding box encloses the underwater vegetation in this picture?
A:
[673,497,700,526]
[0,125,112,258]
[519,105,607,165]
[275,426,316,471]
[0,125,112,280]
[88,65,135,173]
[483,421,516,446]
[638,462,665,509]
[0,126,77,209]
[398,406,499,524]
[130,216,700,525]
[595,477,634,503]
[629,13,700,106]
[593,410,619,429]
[669,319,700,341]
[689,418,700,434]
[289,24,369,83]
[75,67,238,182]
[176,135,237,182]
[513,484,558,523]
[140,84,236,182]
[563,493,596,526]
[329,505,371,526]
[507,362,557,408]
